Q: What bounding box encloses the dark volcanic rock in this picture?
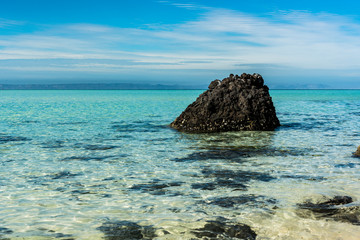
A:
[297,195,360,225]
[192,220,257,240]
[170,73,280,133]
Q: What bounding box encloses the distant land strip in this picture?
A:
[0,83,205,90]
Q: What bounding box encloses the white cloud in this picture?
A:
[0,8,360,80]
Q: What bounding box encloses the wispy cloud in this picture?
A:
[0,18,24,28]
[1,8,360,84]
[157,1,205,10]
[170,3,200,10]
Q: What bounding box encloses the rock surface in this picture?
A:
[170,73,280,133]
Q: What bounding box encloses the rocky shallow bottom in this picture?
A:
[1,193,358,239]
[1,90,360,239]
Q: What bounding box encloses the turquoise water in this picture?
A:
[0,90,359,239]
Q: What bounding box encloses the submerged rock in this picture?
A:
[0,226,13,240]
[191,168,274,191]
[0,134,30,143]
[172,147,308,163]
[297,195,360,225]
[129,180,183,196]
[170,73,280,133]
[192,220,257,239]
[97,221,157,240]
[206,194,277,209]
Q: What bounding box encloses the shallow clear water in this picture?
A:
[0,90,359,239]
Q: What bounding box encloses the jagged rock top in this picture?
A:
[170,73,280,133]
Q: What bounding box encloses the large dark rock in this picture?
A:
[170,73,280,133]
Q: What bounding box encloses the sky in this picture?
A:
[0,0,360,88]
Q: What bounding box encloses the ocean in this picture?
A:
[0,90,359,239]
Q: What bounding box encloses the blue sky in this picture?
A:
[0,0,360,88]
